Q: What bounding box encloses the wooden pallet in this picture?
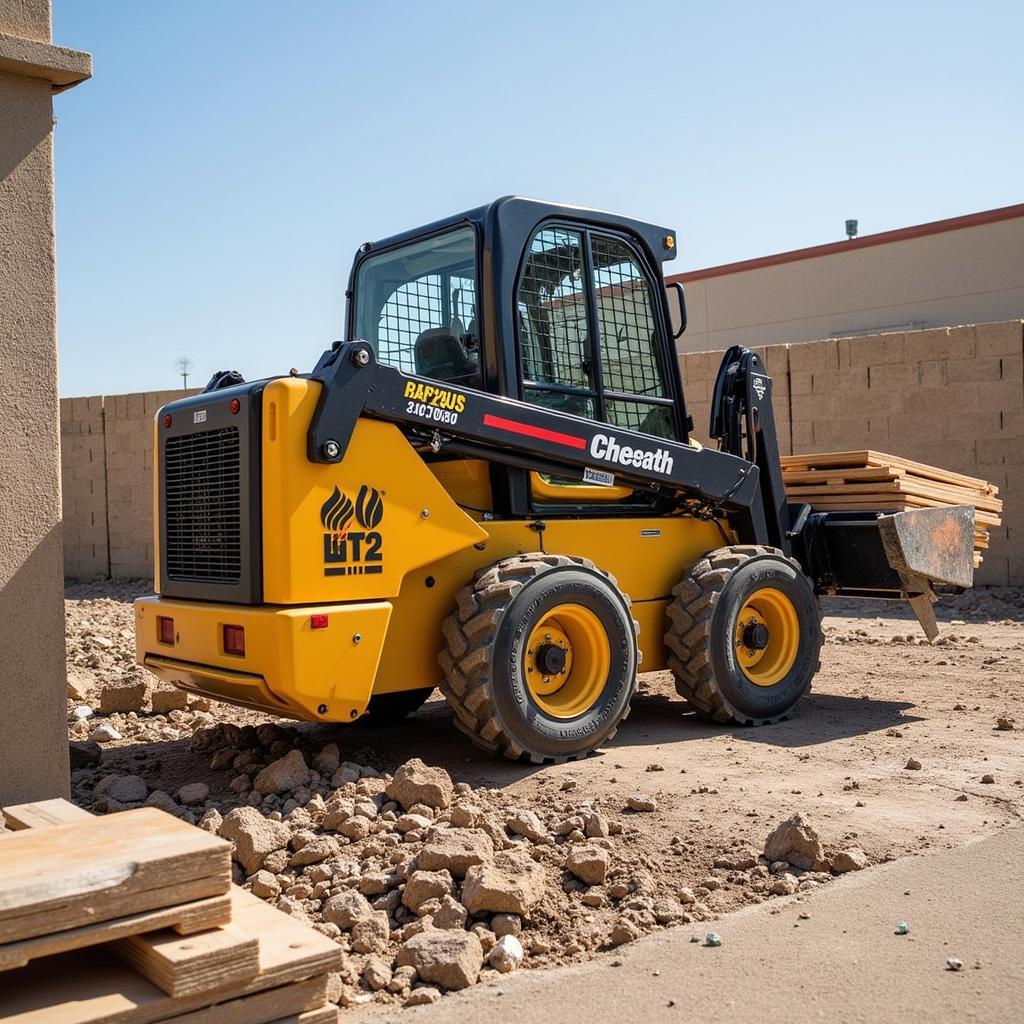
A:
[0,803,341,1024]
[0,808,232,946]
[0,947,329,1024]
[0,891,341,1024]
[0,896,233,973]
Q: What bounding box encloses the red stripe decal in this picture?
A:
[482,413,587,450]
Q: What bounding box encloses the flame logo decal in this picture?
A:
[355,485,384,529]
[320,486,354,534]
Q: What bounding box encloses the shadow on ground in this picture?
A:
[86,684,925,802]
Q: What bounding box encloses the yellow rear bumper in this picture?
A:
[135,596,392,722]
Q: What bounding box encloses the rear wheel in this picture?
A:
[439,553,638,763]
[665,546,821,725]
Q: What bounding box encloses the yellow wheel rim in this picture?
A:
[524,603,610,719]
[734,587,800,687]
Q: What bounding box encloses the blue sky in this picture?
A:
[52,1,1023,397]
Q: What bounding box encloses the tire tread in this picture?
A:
[438,552,638,764]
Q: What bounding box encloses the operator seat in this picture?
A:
[413,320,481,386]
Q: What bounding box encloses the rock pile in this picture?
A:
[66,712,869,1008]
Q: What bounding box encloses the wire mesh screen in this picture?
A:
[378,275,443,372]
[606,399,675,437]
[375,272,477,374]
[518,228,592,390]
[591,235,665,399]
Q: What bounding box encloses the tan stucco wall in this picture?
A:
[679,216,1024,354]
[0,0,89,805]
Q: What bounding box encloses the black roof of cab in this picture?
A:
[344,196,678,297]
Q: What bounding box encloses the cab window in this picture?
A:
[353,227,480,386]
[591,233,675,439]
[517,227,596,419]
[516,225,677,440]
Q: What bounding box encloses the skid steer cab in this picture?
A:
[136,197,976,763]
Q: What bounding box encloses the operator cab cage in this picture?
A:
[343,197,691,517]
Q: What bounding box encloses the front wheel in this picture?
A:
[665,546,822,725]
[438,553,638,763]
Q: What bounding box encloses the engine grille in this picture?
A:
[164,427,242,583]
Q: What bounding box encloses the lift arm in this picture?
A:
[306,341,771,540]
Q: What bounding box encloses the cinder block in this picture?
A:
[915,359,947,387]
[975,320,1023,357]
[788,339,839,373]
[976,557,1009,587]
[902,386,975,416]
[762,344,790,375]
[903,325,974,363]
[810,367,868,395]
[977,438,1024,467]
[844,331,906,368]
[866,362,918,391]
[790,420,815,452]
[943,356,1004,385]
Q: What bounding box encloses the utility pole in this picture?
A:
[175,356,193,389]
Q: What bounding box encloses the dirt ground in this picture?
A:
[60,580,1024,1006]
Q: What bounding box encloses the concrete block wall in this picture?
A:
[680,320,1024,586]
[59,388,194,580]
[61,320,1021,588]
[60,395,108,577]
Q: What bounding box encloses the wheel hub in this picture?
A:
[523,604,610,718]
[535,642,568,675]
[734,587,800,687]
[741,621,770,651]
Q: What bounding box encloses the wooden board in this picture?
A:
[780,450,991,491]
[0,808,231,945]
[113,923,259,999]
[0,889,341,1024]
[0,946,327,1024]
[0,895,231,972]
[3,799,94,831]
[784,479,1003,514]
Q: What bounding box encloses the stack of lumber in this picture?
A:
[0,800,340,1024]
[780,450,1002,568]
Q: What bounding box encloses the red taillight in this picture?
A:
[223,625,245,655]
[163,413,173,428]
[230,398,241,414]
[158,616,175,644]
[310,614,329,630]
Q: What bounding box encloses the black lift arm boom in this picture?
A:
[306,341,772,542]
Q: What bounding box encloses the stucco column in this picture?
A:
[0,0,90,804]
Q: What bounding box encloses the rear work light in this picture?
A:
[223,624,245,655]
[310,614,329,630]
[158,616,175,644]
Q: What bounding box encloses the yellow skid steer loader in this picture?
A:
[135,198,976,762]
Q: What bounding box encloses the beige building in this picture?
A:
[671,204,1024,353]
[0,0,90,804]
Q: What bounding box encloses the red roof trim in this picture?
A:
[667,202,1024,284]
